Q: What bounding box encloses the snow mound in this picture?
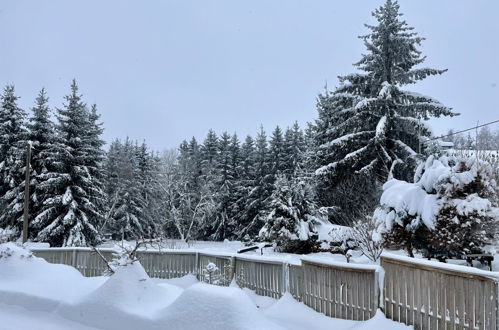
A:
[0,242,34,259]
[349,310,411,329]
[0,243,103,303]
[73,262,181,318]
[0,244,412,330]
[264,292,355,330]
[159,282,284,330]
[155,273,198,289]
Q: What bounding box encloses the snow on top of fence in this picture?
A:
[235,253,302,266]
[29,246,118,253]
[301,256,381,272]
[381,252,499,280]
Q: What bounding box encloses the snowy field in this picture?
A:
[0,243,410,330]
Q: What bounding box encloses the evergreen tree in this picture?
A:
[201,129,219,182]
[104,138,149,239]
[0,85,28,233]
[283,122,305,177]
[234,135,256,237]
[239,127,272,238]
[210,132,234,240]
[22,89,56,238]
[259,174,318,253]
[135,141,162,237]
[33,81,105,246]
[269,126,285,178]
[314,0,455,224]
[187,137,202,191]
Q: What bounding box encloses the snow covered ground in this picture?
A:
[0,243,411,330]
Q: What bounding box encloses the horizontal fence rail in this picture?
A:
[382,255,499,330]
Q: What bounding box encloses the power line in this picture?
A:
[424,118,499,143]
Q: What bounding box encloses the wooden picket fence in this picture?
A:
[382,254,499,330]
[30,247,379,321]
[30,247,499,328]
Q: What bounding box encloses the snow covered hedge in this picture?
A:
[375,155,499,257]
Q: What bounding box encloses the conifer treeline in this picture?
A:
[103,123,317,243]
[0,81,106,246]
[0,80,319,246]
[1,0,464,248]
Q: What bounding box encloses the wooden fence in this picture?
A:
[31,247,499,328]
[382,254,499,330]
[30,247,378,322]
[301,259,379,321]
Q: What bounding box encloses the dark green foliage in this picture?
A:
[314,0,456,225]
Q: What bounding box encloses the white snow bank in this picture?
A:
[0,243,105,303]
[0,303,100,330]
[349,310,411,329]
[0,243,412,330]
[73,262,182,318]
[264,293,410,330]
[159,282,284,330]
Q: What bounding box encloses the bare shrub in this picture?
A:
[352,215,383,262]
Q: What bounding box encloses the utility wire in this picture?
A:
[424,119,499,143]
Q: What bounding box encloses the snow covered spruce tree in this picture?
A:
[375,155,499,257]
[33,81,105,246]
[239,127,273,239]
[283,122,306,178]
[259,174,319,253]
[314,0,455,224]
[5,89,57,239]
[0,85,28,233]
[209,132,241,240]
[103,139,162,240]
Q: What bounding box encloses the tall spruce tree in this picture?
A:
[239,126,272,238]
[210,132,235,240]
[104,138,148,239]
[33,81,105,246]
[19,89,56,239]
[0,85,28,232]
[283,122,305,177]
[314,0,455,224]
[269,126,285,178]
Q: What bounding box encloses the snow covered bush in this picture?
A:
[259,174,319,253]
[326,225,357,262]
[375,155,499,258]
[0,242,33,259]
[0,227,17,243]
[203,262,219,285]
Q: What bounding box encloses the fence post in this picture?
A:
[374,270,380,313]
[229,256,236,284]
[72,249,77,270]
[195,252,199,280]
[282,262,289,294]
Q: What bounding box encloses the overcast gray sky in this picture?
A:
[1,0,498,150]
